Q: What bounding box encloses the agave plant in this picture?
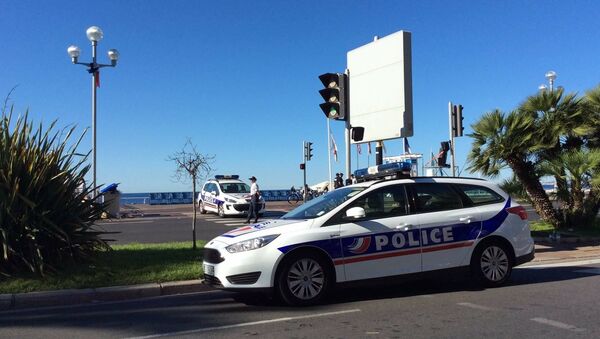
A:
[0,107,109,277]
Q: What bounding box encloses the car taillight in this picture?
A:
[506,206,528,220]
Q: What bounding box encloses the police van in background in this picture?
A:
[197,175,265,218]
[202,163,534,306]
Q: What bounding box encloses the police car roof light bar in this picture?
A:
[215,175,239,180]
[354,162,412,182]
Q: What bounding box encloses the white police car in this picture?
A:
[202,163,534,305]
[197,175,265,218]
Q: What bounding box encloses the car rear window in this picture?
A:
[456,184,505,206]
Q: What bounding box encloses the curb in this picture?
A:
[533,237,600,244]
[0,279,213,312]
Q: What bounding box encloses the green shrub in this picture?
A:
[0,108,109,277]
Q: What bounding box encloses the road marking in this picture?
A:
[457,302,495,311]
[530,317,585,332]
[225,223,248,227]
[124,309,361,339]
[519,258,600,269]
[212,220,244,224]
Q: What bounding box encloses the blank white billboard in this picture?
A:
[347,30,413,143]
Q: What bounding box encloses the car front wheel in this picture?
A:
[218,205,226,218]
[471,242,513,287]
[276,252,331,306]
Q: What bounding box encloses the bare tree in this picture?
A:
[168,138,214,249]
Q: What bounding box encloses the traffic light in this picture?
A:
[451,104,464,137]
[300,163,305,170]
[456,105,464,137]
[318,73,347,120]
[304,141,314,161]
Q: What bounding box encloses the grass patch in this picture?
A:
[0,242,205,294]
[530,220,600,238]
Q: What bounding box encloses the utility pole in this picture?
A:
[449,101,464,177]
[448,101,456,176]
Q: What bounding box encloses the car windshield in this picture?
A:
[220,183,250,194]
[281,187,366,220]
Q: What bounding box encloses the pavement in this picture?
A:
[2,201,599,312]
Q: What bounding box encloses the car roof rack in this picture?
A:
[354,162,412,183]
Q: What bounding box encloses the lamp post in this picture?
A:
[539,70,557,93]
[545,70,557,92]
[67,26,119,198]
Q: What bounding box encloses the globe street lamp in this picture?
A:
[545,70,557,92]
[67,26,119,198]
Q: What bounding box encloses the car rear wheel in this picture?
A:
[471,242,512,287]
[199,201,207,214]
[276,252,330,306]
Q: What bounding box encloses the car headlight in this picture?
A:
[225,197,237,203]
[226,234,280,253]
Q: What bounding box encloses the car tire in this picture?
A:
[471,241,513,287]
[199,201,207,214]
[218,205,226,218]
[276,251,331,306]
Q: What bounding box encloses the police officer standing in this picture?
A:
[246,176,260,223]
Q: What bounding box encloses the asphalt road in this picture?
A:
[1,260,599,338]
[97,202,542,245]
[97,210,287,244]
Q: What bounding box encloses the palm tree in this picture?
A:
[519,88,584,204]
[468,109,563,228]
[539,149,600,226]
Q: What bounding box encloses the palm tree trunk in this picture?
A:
[508,157,564,229]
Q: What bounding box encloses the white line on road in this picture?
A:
[124,309,361,339]
[457,302,495,311]
[530,317,585,332]
[519,258,600,269]
[212,220,244,224]
[225,223,248,227]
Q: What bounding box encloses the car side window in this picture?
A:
[348,185,408,220]
[411,183,463,213]
[456,184,504,206]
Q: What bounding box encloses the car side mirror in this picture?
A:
[211,191,217,196]
[345,206,366,219]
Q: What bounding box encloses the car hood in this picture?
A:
[210,218,312,245]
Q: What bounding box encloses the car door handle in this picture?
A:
[459,216,472,223]
[396,223,414,231]
[330,233,340,238]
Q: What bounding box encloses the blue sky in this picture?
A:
[2,0,600,192]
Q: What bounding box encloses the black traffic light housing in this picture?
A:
[456,105,464,137]
[304,141,314,161]
[319,73,348,120]
[451,104,465,137]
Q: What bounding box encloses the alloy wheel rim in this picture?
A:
[287,258,325,300]
[480,246,509,282]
